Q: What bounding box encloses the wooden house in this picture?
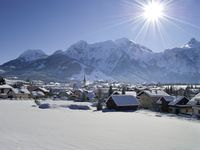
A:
[192,104,200,118]
[188,93,200,118]
[0,84,14,99]
[106,95,139,111]
[168,96,192,115]
[137,90,169,110]
[12,87,31,99]
[156,96,176,112]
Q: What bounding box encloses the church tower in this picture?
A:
[83,74,86,88]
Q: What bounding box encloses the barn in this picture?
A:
[106,95,139,111]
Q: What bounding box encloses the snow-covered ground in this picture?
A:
[0,100,200,150]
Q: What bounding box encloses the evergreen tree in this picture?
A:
[96,88,102,100]
[96,101,102,111]
[184,86,190,98]
[108,85,113,97]
[169,85,173,95]
[0,76,6,85]
[82,92,88,102]
[122,86,126,95]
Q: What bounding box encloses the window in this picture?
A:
[0,89,4,93]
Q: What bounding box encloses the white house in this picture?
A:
[188,93,200,117]
[0,84,14,99]
[12,86,31,99]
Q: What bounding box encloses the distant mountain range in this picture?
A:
[1,38,200,83]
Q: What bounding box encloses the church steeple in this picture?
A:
[83,74,86,88]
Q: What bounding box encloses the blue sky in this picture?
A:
[0,0,200,64]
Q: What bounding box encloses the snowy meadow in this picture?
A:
[0,100,199,150]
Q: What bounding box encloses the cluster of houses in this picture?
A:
[108,88,200,118]
[136,89,200,118]
[0,77,200,119]
[0,84,50,99]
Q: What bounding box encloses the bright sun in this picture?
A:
[143,1,164,22]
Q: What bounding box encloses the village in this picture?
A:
[0,75,200,119]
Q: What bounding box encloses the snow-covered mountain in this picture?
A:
[1,38,200,83]
[147,38,200,83]
[0,51,112,81]
[65,38,153,82]
[182,38,200,49]
[18,49,48,62]
[66,38,153,73]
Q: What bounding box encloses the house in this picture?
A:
[68,89,84,101]
[0,84,14,99]
[28,86,49,98]
[73,89,83,98]
[68,89,95,101]
[188,93,200,106]
[85,91,96,101]
[106,95,139,111]
[156,96,176,112]
[138,90,169,110]
[188,93,200,118]
[12,87,31,99]
[168,96,192,115]
[192,103,200,118]
[31,91,45,99]
[94,87,109,99]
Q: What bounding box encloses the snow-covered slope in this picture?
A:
[66,38,152,73]
[64,38,153,82]
[147,38,200,83]
[0,100,200,150]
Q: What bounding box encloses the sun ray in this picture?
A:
[134,20,151,41]
[161,16,194,38]
[164,15,200,30]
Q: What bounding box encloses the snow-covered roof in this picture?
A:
[12,87,30,94]
[12,88,20,94]
[39,87,49,93]
[168,96,187,106]
[188,93,200,105]
[32,91,45,97]
[142,90,169,97]
[0,84,13,89]
[157,96,176,104]
[20,88,31,94]
[87,91,95,100]
[109,95,139,106]
[126,91,137,97]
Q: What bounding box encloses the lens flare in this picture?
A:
[143,1,164,22]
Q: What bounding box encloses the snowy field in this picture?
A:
[0,100,200,150]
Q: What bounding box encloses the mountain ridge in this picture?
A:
[1,38,200,83]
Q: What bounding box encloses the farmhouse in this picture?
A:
[168,96,192,115]
[188,93,200,118]
[0,84,14,99]
[156,96,176,112]
[106,95,139,111]
[28,86,49,99]
[138,90,169,110]
[12,87,31,99]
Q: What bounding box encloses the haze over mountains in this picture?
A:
[0,38,200,83]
